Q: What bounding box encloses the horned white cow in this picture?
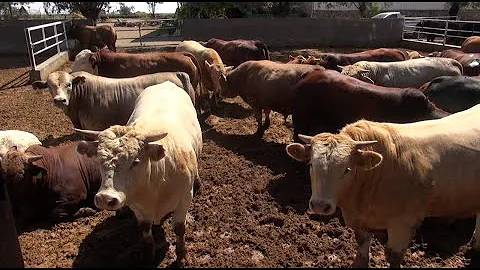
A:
[75,81,202,266]
[340,57,463,88]
[286,103,480,267]
[0,130,41,157]
[70,49,97,74]
[175,40,228,107]
[31,70,196,130]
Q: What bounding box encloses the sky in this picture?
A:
[26,2,179,14]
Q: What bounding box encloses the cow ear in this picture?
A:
[76,140,98,157]
[286,143,311,162]
[289,55,295,60]
[32,80,48,90]
[146,143,166,161]
[89,55,98,68]
[72,76,86,86]
[26,154,43,165]
[352,150,383,170]
[225,66,234,73]
[204,60,213,69]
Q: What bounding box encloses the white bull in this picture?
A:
[75,81,202,266]
[286,103,480,267]
[340,57,463,88]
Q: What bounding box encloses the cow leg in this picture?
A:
[172,190,193,267]
[138,220,155,262]
[385,224,415,268]
[264,109,272,131]
[254,108,265,136]
[470,213,480,250]
[351,229,372,268]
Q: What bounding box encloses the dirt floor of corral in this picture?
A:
[2,47,480,268]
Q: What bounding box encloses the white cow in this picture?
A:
[0,130,41,157]
[340,57,463,88]
[75,81,202,266]
[286,103,480,267]
[176,40,228,107]
[70,49,98,74]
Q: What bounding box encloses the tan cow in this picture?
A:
[286,103,480,267]
[175,40,228,108]
[75,81,202,266]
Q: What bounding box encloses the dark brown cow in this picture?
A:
[1,144,102,230]
[461,36,480,53]
[291,69,450,142]
[202,38,270,67]
[429,49,480,76]
[68,24,117,53]
[89,48,202,97]
[295,48,409,71]
[219,60,324,136]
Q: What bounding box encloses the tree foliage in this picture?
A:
[146,2,162,18]
[445,2,479,18]
[0,2,32,19]
[43,2,110,25]
[118,3,134,16]
[325,2,392,18]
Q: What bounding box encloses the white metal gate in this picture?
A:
[24,20,71,71]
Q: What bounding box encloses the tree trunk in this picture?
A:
[8,2,13,19]
[448,3,460,20]
[358,2,367,18]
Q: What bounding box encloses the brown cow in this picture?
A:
[219,60,324,136]
[290,69,450,142]
[297,48,409,71]
[88,48,206,111]
[68,23,117,53]
[429,49,480,76]
[202,38,270,67]
[461,36,480,53]
[1,144,102,230]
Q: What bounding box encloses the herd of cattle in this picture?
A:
[4,25,480,267]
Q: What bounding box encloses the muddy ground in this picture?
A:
[1,47,479,268]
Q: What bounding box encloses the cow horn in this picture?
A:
[26,154,43,163]
[298,134,313,144]
[361,74,375,84]
[337,65,345,70]
[353,140,378,148]
[144,132,168,143]
[74,128,101,140]
[358,68,370,72]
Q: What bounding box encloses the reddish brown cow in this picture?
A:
[461,36,480,53]
[1,144,102,230]
[295,48,409,71]
[291,69,450,142]
[89,48,204,106]
[429,49,480,76]
[68,24,117,53]
[202,38,270,67]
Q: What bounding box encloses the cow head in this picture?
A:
[339,63,375,84]
[204,59,227,98]
[75,126,168,211]
[286,133,382,215]
[70,49,98,75]
[31,71,87,108]
[0,146,43,184]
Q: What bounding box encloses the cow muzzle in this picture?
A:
[53,96,68,106]
[94,190,125,211]
[308,198,336,216]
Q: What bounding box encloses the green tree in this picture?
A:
[118,3,134,16]
[325,2,392,18]
[176,2,270,19]
[43,2,110,25]
[445,2,476,19]
[0,2,32,19]
[147,2,162,18]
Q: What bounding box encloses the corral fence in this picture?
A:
[402,16,480,48]
[113,18,182,47]
[24,19,71,71]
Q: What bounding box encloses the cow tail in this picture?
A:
[177,72,196,107]
[256,41,270,60]
[183,52,207,113]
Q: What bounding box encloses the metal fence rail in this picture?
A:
[402,16,480,47]
[24,19,71,70]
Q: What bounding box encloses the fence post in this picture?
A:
[24,28,34,71]
[62,22,69,50]
[54,25,60,54]
[442,20,449,47]
[138,24,143,46]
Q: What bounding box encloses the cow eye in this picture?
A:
[66,82,71,87]
[132,158,141,164]
[344,167,351,174]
